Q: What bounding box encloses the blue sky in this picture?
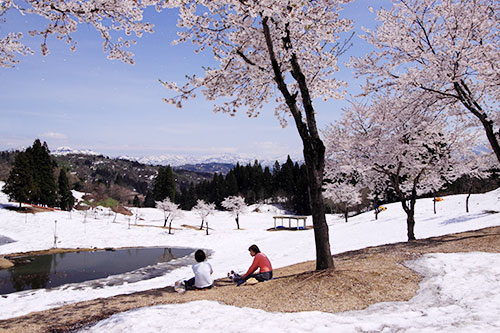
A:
[0,1,389,160]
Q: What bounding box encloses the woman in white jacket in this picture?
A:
[184,249,213,290]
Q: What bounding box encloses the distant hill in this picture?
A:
[1,147,300,206]
[177,162,235,175]
[52,153,214,194]
[0,150,218,205]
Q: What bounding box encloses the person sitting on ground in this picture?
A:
[184,249,213,290]
[236,244,273,286]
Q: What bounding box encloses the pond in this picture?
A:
[0,247,197,295]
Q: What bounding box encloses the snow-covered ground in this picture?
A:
[82,252,500,333]
[0,180,499,330]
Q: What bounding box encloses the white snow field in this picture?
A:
[82,252,500,333]
[0,180,499,330]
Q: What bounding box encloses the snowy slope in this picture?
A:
[82,253,500,333]
[0,180,499,325]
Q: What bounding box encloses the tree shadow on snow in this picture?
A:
[440,211,498,225]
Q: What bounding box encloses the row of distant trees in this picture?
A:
[2,141,309,215]
[143,156,311,214]
[4,139,75,211]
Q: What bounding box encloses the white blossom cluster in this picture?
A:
[350,0,500,163]
[156,198,183,223]
[192,199,216,221]
[323,91,480,201]
[221,195,247,216]
[0,0,166,67]
[161,0,352,126]
[0,31,33,67]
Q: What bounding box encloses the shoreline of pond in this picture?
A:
[1,245,197,268]
[0,246,199,295]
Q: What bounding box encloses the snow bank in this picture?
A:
[81,252,500,332]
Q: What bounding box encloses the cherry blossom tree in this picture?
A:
[0,0,164,67]
[192,199,216,235]
[221,195,247,229]
[351,0,500,164]
[323,166,363,223]
[162,0,353,270]
[452,152,495,213]
[324,91,477,241]
[156,198,183,234]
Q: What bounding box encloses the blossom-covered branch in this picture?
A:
[351,0,500,163]
[0,0,164,67]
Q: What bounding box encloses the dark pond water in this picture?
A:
[0,247,196,295]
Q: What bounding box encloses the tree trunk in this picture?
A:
[454,80,500,164]
[433,197,437,214]
[399,199,416,241]
[206,221,209,236]
[344,210,348,223]
[303,139,334,270]
[163,217,168,228]
[168,220,172,234]
[200,219,204,230]
[466,193,471,213]
[235,215,240,229]
[406,211,416,241]
[262,16,333,270]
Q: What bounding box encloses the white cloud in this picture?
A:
[42,132,67,140]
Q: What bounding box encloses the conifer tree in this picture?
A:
[152,165,176,202]
[143,191,155,208]
[5,139,57,207]
[224,172,238,197]
[133,195,141,207]
[27,139,57,206]
[58,169,75,211]
[263,166,273,200]
[4,151,35,207]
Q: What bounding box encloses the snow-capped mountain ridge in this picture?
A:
[52,146,101,156]
[53,147,301,167]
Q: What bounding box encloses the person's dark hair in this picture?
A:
[195,249,206,262]
[248,244,260,254]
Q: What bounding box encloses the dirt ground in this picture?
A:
[1,226,500,333]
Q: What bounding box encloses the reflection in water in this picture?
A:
[9,255,53,292]
[0,247,195,295]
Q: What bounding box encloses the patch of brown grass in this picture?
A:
[1,226,500,332]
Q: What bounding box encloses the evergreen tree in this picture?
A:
[27,139,57,206]
[4,151,35,207]
[4,139,57,207]
[224,172,239,197]
[262,166,273,200]
[151,165,176,202]
[143,191,155,208]
[186,182,197,209]
[292,164,311,215]
[133,195,141,207]
[58,169,75,211]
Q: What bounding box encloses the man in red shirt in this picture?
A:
[236,244,273,286]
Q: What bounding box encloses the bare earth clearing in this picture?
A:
[1,226,500,333]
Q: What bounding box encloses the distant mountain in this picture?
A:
[56,147,301,168]
[52,152,213,196]
[177,162,236,175]
[52,146,101,156]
